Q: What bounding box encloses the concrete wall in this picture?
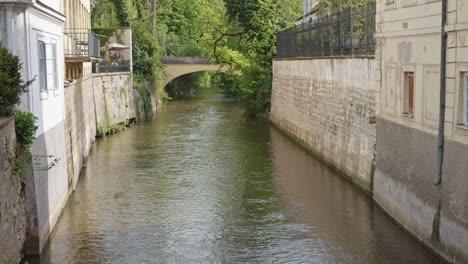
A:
[64,72,138,192]
[0,117,26,263]
[374,0,468,262]
[271,58,376,192]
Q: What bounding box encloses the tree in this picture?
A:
[0,44,34,116]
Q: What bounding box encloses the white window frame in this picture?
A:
[38,40,47,92]
[46,40,58,92]
[464,73,468,125]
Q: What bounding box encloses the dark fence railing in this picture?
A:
[98,60,131,73]
[276,1,376,59]
[64,29,101,59]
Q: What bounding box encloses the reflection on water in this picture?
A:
[29,89,443,264]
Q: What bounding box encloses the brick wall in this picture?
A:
[271,58,376,192]
[0,117,26,263]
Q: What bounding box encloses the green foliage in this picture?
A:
[277,0,304,29]
[165,72,211,99]
[91,0,302,117]
[15,111,38,147]
[218,0,279,116]
[318,0,371,15]
[98,123,127,137]
[8,111,38,176]
[134,74,154,119]
[92,0,164,116]
[3,258,17,264]
[8,146,31,176]
[0,44,34,116]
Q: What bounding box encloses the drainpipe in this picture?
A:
[303,0,307,23]
[433,0,447,186]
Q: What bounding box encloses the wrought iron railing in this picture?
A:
[276,1,376,59]
[64,29,100,59]
[98,60,131,73]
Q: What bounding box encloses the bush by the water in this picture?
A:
[0,44,34,116]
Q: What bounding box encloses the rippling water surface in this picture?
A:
[30,89,443,264]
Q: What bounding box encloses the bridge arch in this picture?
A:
[163,64,224,87]
[162,57,227,87]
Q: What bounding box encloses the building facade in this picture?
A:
[374,0,468,262]
[0,0,69,255]
[63,0,99,80]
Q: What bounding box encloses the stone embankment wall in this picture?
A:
[0,117,26,263]
[271,58,376,192]
[64,72,139,191]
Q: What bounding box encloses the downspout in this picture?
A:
[303,0,307,23]
[433,0,447,186]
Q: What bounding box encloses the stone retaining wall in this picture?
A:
[0,116,26,263]
[271,58,376,192]
[64,72,138,192]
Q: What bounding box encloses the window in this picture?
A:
[403,72,414,118]
[46,43,57,91]
[38,41,47,92]
[464,73,468,125]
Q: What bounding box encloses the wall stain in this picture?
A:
[398,41,413,63]
[431,200,442,243]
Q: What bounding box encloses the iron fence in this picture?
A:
[98,60,131,73]
[64,29,101,59]
[276,1,376,59]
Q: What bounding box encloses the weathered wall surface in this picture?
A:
[64,75,97,191]
[271,58,376,192]
[93,73,136,133]
[0,117,26,263]
[64,73,137,193]
[374,118,468,263]
[374,0,468,262]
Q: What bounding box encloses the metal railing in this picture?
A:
[276,1,376,59]
[64,29,101,59]
[98,60,131,73]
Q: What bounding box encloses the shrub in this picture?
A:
[15,111,38,147]
[0,44,34,116]
[9,111,37,176]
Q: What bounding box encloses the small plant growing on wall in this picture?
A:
[9,111,38,175]
[0,44,34,116]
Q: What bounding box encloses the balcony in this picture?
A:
[63,28,100,61]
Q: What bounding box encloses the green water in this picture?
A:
[30,88,443,264]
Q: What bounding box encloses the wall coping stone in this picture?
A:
[93,72,131,77]
[65,72,132,88]
[274,56,375,61]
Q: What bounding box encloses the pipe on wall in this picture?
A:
[434,0,447,186]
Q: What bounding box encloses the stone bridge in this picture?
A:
[161,57,225,86]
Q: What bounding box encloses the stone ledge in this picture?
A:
[93,72,131,77]
[274,55,375,61]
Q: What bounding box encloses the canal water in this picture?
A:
[31,89,444,264]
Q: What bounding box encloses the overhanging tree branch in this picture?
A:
[213,29,244,63]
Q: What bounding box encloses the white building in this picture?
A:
[0,0,69,255]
